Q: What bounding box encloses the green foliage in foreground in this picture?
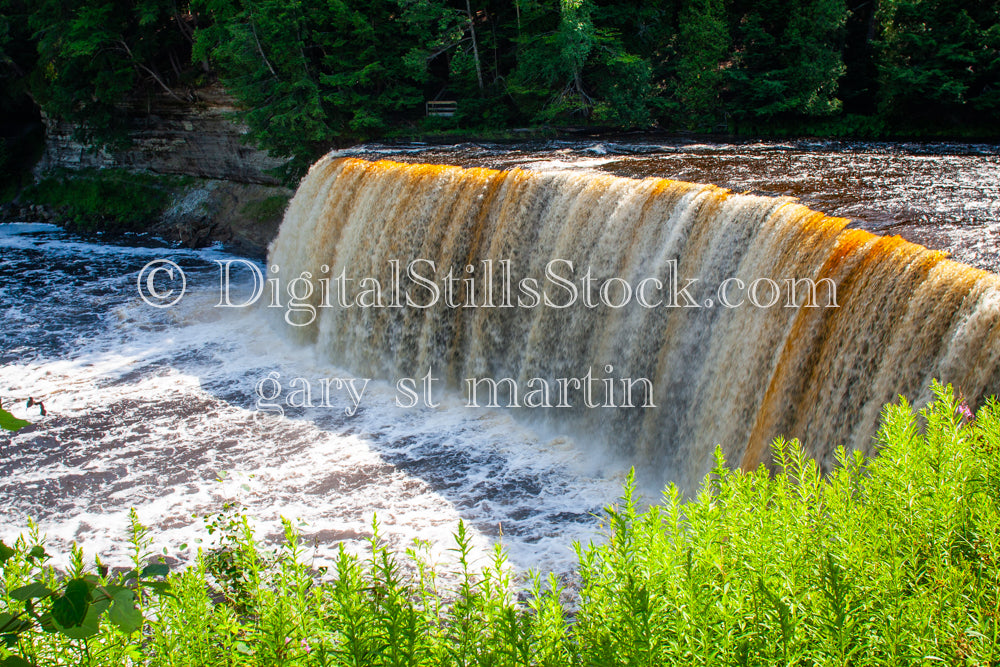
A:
[0,408,29,432]
[19,169,188,233]
[2,382,998,666]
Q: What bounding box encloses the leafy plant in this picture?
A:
[0,408,28,432]
[2,382,998,665]
[0,512,172,667]
[239,194,289,225]
[19,168,183,233]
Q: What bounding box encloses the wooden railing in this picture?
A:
[426,100,458,117]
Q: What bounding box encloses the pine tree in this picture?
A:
[876,0,1000,130]
[27,0,192,149]
[674,0,729,129]
[727,0,848,125]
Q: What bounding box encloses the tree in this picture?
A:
[509,0,601,120]
[27,0,193,149]
[727,0,848,125]
[875,0,1000,130]
[673,0,729,129]
[508,0,654,125]
[193,0,468,177]
[0,0,37,115]
[191,0,331,177]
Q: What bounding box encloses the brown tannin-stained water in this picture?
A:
[269,155,1000,490]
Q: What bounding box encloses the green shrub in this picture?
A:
[20,169,188,234]
[240,195,290,226]
[574,381,999,665]
[2,381,998,666]
[0,511,172,667]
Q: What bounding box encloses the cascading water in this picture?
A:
[268,156,1000,487]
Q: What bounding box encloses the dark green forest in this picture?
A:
[1,0,999,175]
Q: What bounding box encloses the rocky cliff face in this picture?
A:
[36,86,287,185]
[21,86,293,256]
[154,179,291,258]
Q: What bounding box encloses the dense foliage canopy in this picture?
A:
[2,0,999,173]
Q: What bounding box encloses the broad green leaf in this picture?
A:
[56,597,107,640]
[0,541,14,564]
[51,579,91,628]
[57,608,99,640]
[10,582,52,601]
[141,563,169,578]
[0,655,35,667]
[99,584,129,599]
[139,580,170,593]
[0,408,29,432]
[107,589,143,634]
[38,612,57,634]
[108,586,135,603]
[138,579,175,598]
[0,613,24,634]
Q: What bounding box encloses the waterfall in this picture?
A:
[267,156,1000,487]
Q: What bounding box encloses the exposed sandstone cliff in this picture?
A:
[36,86,287,185]
[18,86,293,256]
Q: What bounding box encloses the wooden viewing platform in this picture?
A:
[426,100,458,117]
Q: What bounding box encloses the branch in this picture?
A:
[426,36,471,61]
[116,39,185,102]
[173,9,195,43]
[247,15,278,78]
[465,0,484,91]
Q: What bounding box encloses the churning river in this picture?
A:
[2,139,999,575]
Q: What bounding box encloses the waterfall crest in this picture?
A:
[268,156,1000,486]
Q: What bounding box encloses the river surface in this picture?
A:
[0,223,620,574]
[1,139,998,574]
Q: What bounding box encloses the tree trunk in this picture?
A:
[465,0,484,92]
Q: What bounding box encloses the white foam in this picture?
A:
[0,229,621,578]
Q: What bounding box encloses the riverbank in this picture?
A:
[2,168,289,258]
[5,87,997,266]
[0,85,294,257]
[7,133,1000,269]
